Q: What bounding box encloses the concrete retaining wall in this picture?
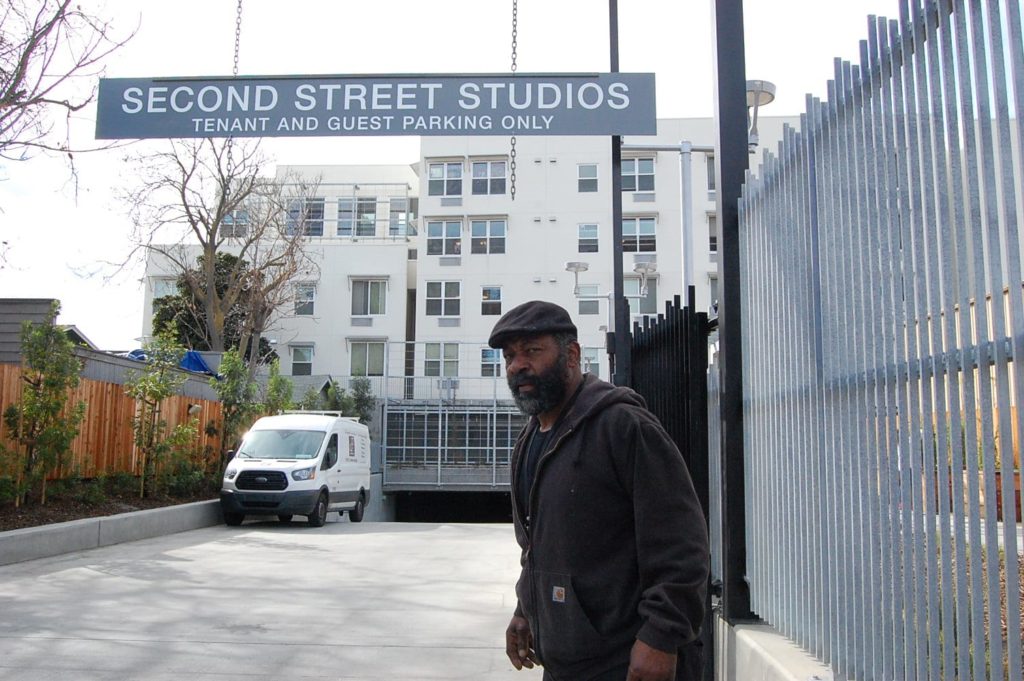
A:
[0,500,222,566]
[1,477,397,567]
[366,472,396,522]
[715,615,833,681]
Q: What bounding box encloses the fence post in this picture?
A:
[711,0,755,623]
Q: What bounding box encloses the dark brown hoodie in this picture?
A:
[510,373,709,679]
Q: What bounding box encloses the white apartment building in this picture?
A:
[142,116,796,488]
[142,163,419,398]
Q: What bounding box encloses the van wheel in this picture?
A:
[277,515,293,524]
[349,497,365,523]
[307,493,328,527]
[224,512,244,526]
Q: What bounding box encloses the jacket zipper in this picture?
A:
[524,425,573,666]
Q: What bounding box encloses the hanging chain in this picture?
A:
[232,0,243,78]
[226,0,244,179]
[509,0,518,201]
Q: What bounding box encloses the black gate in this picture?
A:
[628,286,714,680]
[629,287,711,513]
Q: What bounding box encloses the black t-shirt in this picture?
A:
[518,427,551,518]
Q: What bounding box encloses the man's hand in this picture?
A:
[505,615,539,670]
[626,639,677,681]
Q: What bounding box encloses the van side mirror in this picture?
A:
[225,449,235,460]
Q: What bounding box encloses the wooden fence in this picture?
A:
[0,364,224,480]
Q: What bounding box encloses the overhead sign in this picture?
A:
[95,73,656,139]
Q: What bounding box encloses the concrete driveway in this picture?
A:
[0,521,543,681]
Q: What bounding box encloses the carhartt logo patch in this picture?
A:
[552,586,566,603]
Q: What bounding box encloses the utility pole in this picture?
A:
[609,0,629,386]
[712,0,755,622]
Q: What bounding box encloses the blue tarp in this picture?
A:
[179,350,216,375]
[120,349,217,377]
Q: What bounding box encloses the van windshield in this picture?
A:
[237,430,326,460]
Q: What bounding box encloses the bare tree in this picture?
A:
[1,0,133,161]
[124,138,319,375]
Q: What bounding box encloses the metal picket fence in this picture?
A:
[733,1,1023,679]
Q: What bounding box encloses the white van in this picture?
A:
[220,412,371,527]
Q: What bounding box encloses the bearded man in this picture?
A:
[490,300,709,681]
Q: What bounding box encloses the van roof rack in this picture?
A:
[281,410,362,423]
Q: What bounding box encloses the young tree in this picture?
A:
[0,301,85,506]
[123,334,186,498]
[349,377,375,424]
[124,139,319,376]
[211,349,261,462]
[261,359,293,415]
[1,0,133,162]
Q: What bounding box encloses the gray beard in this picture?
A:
[509,351,568,416]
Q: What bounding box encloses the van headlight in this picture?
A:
[224,467,238,480]
[292,466,317,481]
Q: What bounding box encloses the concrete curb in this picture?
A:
[715,616,833,681]
[0,500,222,567]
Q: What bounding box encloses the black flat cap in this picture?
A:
[488,300,577,349]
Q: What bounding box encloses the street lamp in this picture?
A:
[632,260,656,297]
[565,260,589,296]
[565,258,656,342]
[745,79,776,153]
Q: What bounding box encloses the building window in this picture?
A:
[427,220,462,255]
[481,348,501,377]
[222,209,249,238]
[578,284,600,316]
[626,278,658,316]
[623,217,656,252]
[152,278,178,300]
[471,219,506,254]
[578,164,598,192]
[389,197,417,236]
[578,223,599,253]
[338,197,377,237]
[622,158,654,192]
[472,160,506,195]
[295,284,316,316]
[291,346,313,376]
[425,342,459,377]
[352,279,387,316]
[286,198,325,236]
[709,275,719,314]
[481,286,502,315]
[350,341,385,377]
[581,347,601,378]
[707,154,716,192]
[428,161,462,196]
[426,281,461,316]
[708,214,718,253]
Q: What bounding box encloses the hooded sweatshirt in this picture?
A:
[510,373,709,680]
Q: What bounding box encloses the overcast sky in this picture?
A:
[0,0,900,349]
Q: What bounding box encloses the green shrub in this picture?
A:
[74,478,107,505]
[164,468,215,498]
[0,477,17,504]
[104,472,138,497]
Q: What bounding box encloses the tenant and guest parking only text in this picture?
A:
[95,74,656,139]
